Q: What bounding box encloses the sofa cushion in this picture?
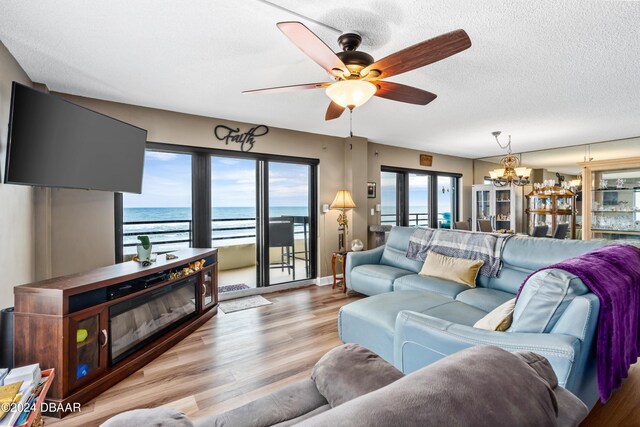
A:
[393,274,470,298]
[455,288,515,312]
[419,301,488,326]
[101,408,193,427]
[311,344,403,408]
[350,264,413,295]
[379,227,423,273]
[339,291,452,362]
[510,268,589,333]
[501,236,608,271]
[419,251,484,287]
[297,346,561,427]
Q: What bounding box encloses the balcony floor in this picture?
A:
[219,258,310,290]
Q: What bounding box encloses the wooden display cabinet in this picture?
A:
[13,248,218,417]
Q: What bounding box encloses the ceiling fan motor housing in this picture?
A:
[336,32,374,75]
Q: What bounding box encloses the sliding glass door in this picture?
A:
[121,151,192,259]
[408,173,430,226]
[268,162,312,284]
[117,145,317,290]
[380,167,460,228]
[437,176,456,229]
[211,157,258,291]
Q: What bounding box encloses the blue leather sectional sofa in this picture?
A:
[340,226,609,407]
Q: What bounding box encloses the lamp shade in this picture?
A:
[325,80,376,109]
[330,190,357,209]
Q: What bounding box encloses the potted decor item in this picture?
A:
[136,235,152,261]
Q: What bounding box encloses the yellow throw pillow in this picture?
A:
[474,299,516,331]
[419,251,484,288]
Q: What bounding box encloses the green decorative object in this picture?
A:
[136,235,153,261]
[137,235,151,250]
[76,328,88,343]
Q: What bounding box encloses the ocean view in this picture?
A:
[123,206,309,255]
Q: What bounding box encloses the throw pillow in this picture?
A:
[474,298,516,331]
[419,251,484,287]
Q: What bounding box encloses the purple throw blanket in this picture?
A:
[516,244,640,403]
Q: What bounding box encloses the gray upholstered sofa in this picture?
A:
[341,226,609,407]
[102,344,588,427]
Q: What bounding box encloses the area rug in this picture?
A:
[219,283,250,293]
[219,295,272,314]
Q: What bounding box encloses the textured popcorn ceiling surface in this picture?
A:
[1,0,639,157]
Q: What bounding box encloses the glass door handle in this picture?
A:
[202,282,207,297]
[100,329,108,348]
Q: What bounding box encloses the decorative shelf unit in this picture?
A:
[579,157,640,241]
[525,187,577,238]
[472,184,529,233]
[13,248,218,417]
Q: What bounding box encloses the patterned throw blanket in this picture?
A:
[406,228,512,277]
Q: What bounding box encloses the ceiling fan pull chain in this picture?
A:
[349,108,353,137]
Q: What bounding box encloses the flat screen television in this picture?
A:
[4,82,147,193]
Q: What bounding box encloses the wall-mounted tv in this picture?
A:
[4,82,147,193]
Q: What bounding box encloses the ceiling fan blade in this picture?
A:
[374,81,437,105]
[243,82,330,94]
[277,21,349,76]
[325,101,346,120]
[362,29,471,79]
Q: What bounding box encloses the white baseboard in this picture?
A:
[316,275,334,286]
[218,276,335,300]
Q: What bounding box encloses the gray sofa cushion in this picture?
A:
[297,346,562,427]
[393,274,469,298]
[100,408,193,427]
[311,344,403,407]
[204,378,327,427]
[511,268,589,333]
[455,287,515,312]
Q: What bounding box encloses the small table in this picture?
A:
[331,251,348,293]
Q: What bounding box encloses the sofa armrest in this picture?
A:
[394,310,581,388]
[346,246,384,273]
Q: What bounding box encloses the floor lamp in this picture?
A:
[330,190,357,252]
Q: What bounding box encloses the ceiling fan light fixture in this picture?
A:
[325,80,376,109]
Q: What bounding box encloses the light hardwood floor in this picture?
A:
[46,285,637,426]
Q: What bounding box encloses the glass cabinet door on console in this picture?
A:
[68,307,108,390]
[201,265,217,311]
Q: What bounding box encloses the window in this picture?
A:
[121,151,192,259]
[380,166,460,228]
[116,144,317,289]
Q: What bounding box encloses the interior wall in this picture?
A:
[17,87,477,281]
[0,42,34,307]
[366,142,474,246]
[47,93,347,278]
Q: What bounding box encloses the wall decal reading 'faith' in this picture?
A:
[214,124,269,152]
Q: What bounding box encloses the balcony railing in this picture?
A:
[380,213,430,226]
[123,217,309,255]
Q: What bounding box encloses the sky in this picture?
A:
[123,151,310,209]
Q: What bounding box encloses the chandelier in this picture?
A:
[488,131,531,187]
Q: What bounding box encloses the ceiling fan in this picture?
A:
[244,21,471,120]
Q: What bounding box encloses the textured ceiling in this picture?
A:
[1,0,639,158]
